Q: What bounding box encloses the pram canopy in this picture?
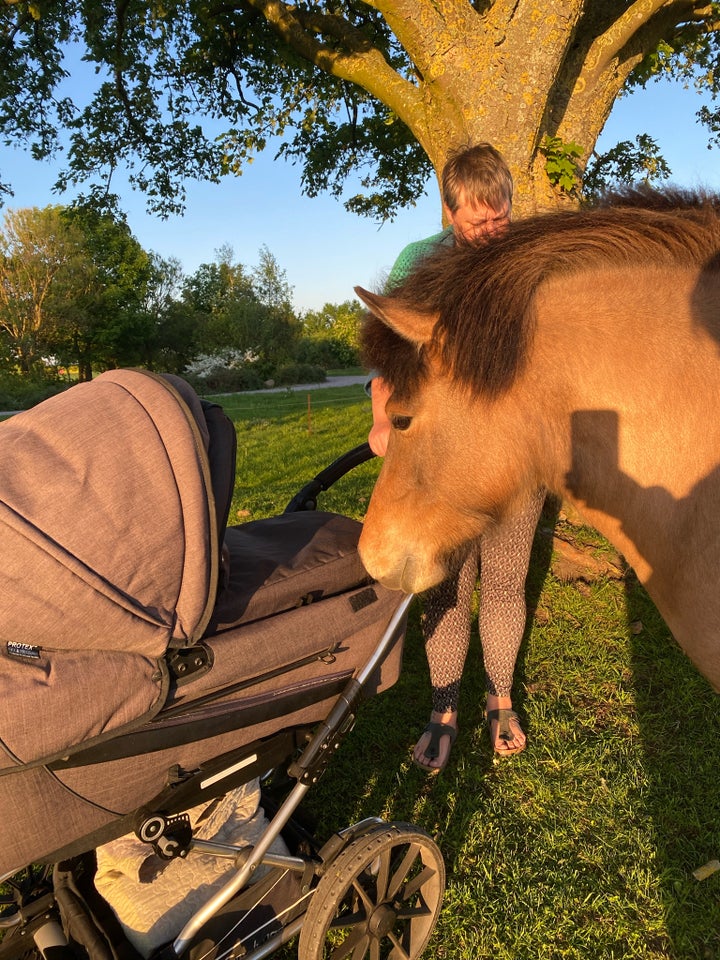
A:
[0,371,226,777]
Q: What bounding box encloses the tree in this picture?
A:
[0,204,155,378]
[300,299,364,367]
[252,245,300,360]
[181,246,300,364]
[140,252,200,373]
[44,205,155,379]
[1,2,718,219]
[0,205,88,373]
[181,251,264,355]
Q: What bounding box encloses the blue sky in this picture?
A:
[2,76,718,313]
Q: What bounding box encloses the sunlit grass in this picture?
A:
[4,384,718,960]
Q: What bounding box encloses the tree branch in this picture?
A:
[584,0,718,78]
[242,0,424,121]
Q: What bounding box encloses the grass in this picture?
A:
[211,384,378,520]
[3,383,718,959]
[208,384,720,960]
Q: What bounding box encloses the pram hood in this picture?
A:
[0,370,223,771]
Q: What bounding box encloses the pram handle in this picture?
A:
[283,442,376,513]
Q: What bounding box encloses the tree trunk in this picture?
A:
[252,0,709,216]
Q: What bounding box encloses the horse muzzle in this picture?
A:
[358,539,446,593]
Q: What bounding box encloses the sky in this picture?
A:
[2,75,719,313]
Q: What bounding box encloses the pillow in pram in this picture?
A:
[208,511,371,633]
[95,781,288,958]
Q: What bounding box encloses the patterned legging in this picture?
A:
[421,487,546,711]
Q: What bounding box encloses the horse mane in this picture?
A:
[361,185,720,399]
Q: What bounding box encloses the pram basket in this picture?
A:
[0,370,443,960]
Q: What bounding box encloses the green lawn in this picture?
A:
[3,383,718,959]
[211,384,720,960]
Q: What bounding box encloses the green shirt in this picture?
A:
[386,226,455,287]
[365,226,455,393]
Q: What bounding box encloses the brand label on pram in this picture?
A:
[6,641,41,660]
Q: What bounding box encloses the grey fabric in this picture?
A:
[0,370,217,655]
[209,512,369,631]
[0,576,404,875]
[0,648,167,770]
[0,764,119,877]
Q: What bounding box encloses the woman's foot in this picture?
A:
[412,710,458,774]
[486,694,526,756]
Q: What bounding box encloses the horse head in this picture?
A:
[355,286,540,593]
[354,191,720,692]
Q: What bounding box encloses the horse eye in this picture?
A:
[392,415,412,431]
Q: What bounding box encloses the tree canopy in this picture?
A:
[0,204,154,376]
[1,1,719,219]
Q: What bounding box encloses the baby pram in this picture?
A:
[0,370,444,960]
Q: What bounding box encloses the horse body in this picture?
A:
[356,192,720,691]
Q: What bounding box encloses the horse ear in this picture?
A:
[354,286,437,346]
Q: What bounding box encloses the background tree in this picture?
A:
[0,204,158,379]
[1,1,718,220]
[181,249,267,355]
[299,299,363,368]
[46,205,155,379]
[181,245,300,368]
[251,245,300,362]
[140,252,199,373]
[0,205,88,373]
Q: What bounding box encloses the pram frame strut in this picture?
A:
[169,595,413,957]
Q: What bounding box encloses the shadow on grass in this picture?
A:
[626,578,720,959]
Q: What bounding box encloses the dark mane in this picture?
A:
[361,186,720,398]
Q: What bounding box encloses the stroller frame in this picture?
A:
[0,371,444,960]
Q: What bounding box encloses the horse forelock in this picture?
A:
[371,187,720,399]
[360,310,429,399]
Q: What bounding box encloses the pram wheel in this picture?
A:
[298,822,444,960]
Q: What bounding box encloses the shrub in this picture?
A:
[272,363,326,387]
[295,337,359,369]
[0,372,69,411]
[182,350,266,393]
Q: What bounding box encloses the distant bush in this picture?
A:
[183,352,327,394]
[272,363,326,387]
[0,373,69,411]
[184,365,266,393]
[183,350,266,393]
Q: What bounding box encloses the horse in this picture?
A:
[355,186,720,693]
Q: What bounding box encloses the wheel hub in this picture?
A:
[368,902,398,938]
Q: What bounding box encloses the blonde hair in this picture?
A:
[442,143,513,213]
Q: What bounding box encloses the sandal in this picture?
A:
[412,721,457,774]
[486,708,526,757]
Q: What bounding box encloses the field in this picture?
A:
[2,381,718,959]
[213,384,720,960]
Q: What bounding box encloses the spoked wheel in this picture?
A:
[298,822,445,960]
